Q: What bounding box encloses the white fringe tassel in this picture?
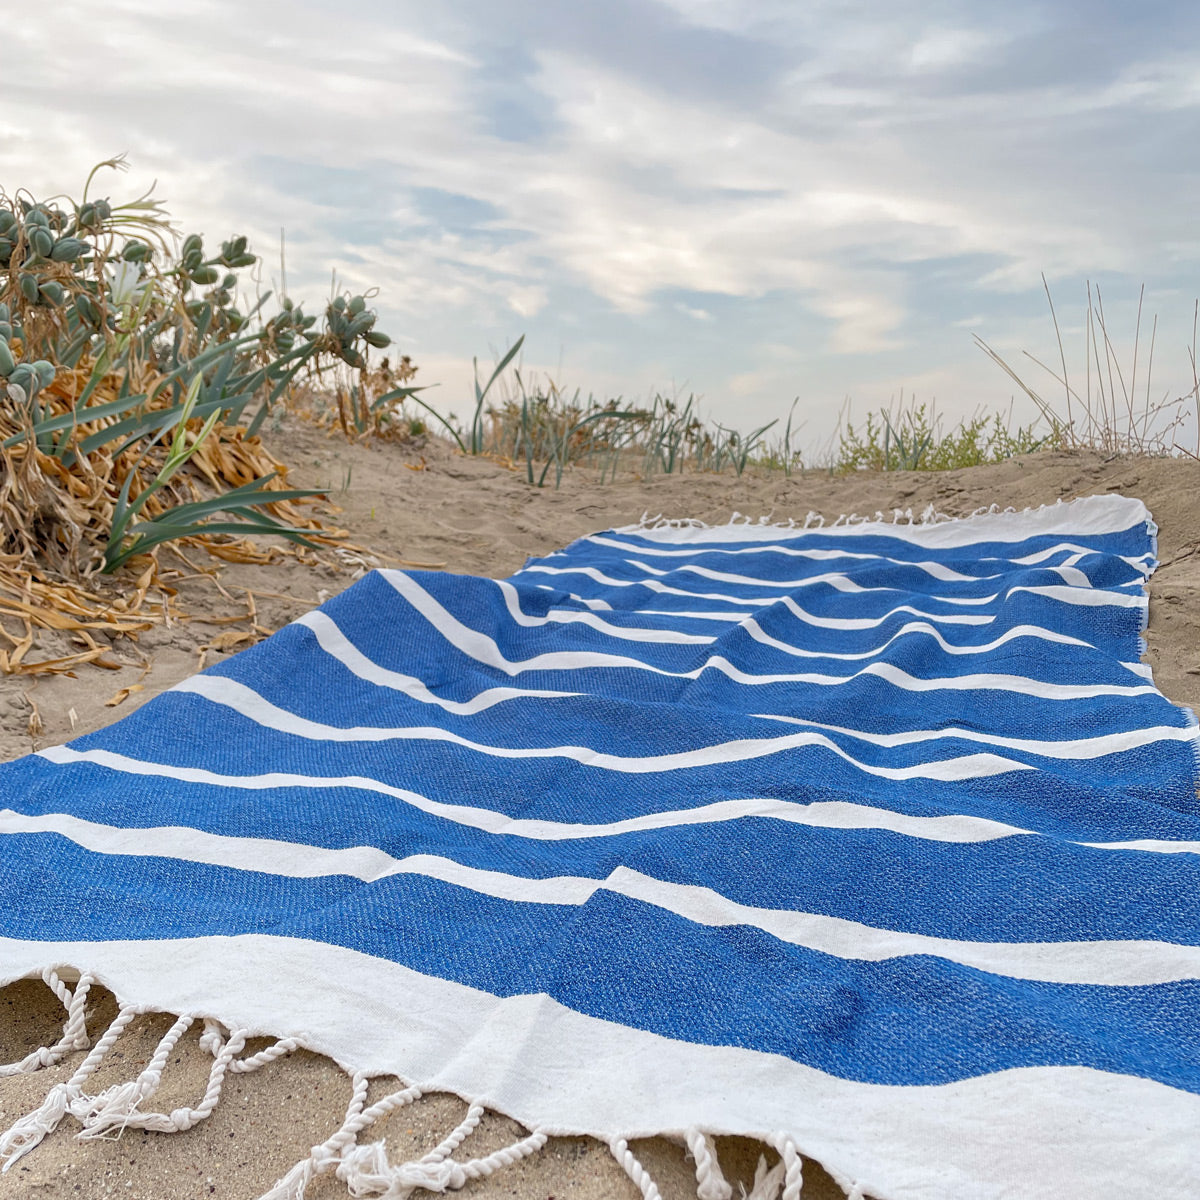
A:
[0,969,93,1077]
[742,1153,786,1200]
[258,1072,376,1200]
[336,1127,548,1196]
[259,1078,552,1200]
[0,983,300,1172]
[608,1137,663,1200]
[770,1133,804,1200]
[0,1001,143,1169]
[623,501,1032,536]
[0,972,840,1199]
[685,1126,733,1200]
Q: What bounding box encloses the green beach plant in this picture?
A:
[832,399,1053,473]
[427,340,1053,486]
[461,363,788,487]
[0,156,398,583]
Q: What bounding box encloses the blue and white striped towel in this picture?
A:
[1,494,1197,1199]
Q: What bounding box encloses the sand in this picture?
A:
[2,415,1198,1198]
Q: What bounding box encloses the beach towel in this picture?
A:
[0,493,1197,1200]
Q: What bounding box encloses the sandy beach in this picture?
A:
[2,419,1198,1199]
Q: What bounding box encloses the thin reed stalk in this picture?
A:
[976,279,1197,457]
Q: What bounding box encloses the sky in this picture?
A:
[5,0,1200,453]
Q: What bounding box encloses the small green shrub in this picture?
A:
[834,401,1055,473]
[0,156,402,580]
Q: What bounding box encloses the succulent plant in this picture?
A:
[0,156,402,580]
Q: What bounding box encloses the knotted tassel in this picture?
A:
[0,970,93,1077]
[0,1003,142,1170]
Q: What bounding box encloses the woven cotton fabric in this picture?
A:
[1,494,1197,1198]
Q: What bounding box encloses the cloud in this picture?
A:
[4,0,1200,451]
[908,27,998,71]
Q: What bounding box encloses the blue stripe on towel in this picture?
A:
[2,836,1197,1093]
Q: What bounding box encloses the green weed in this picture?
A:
[833,399,1055,474]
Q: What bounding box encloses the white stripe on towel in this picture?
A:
[378,571,1155,697]
[586,533,1152,573]
[170,676,1036,781]
[35,746,1200,855]
[294,611,582,712]
[1,808,1194,987]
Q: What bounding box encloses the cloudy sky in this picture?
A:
[6,0,1200,449]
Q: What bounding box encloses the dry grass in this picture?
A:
[975,275,1200,459]
[0,349,342,675]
